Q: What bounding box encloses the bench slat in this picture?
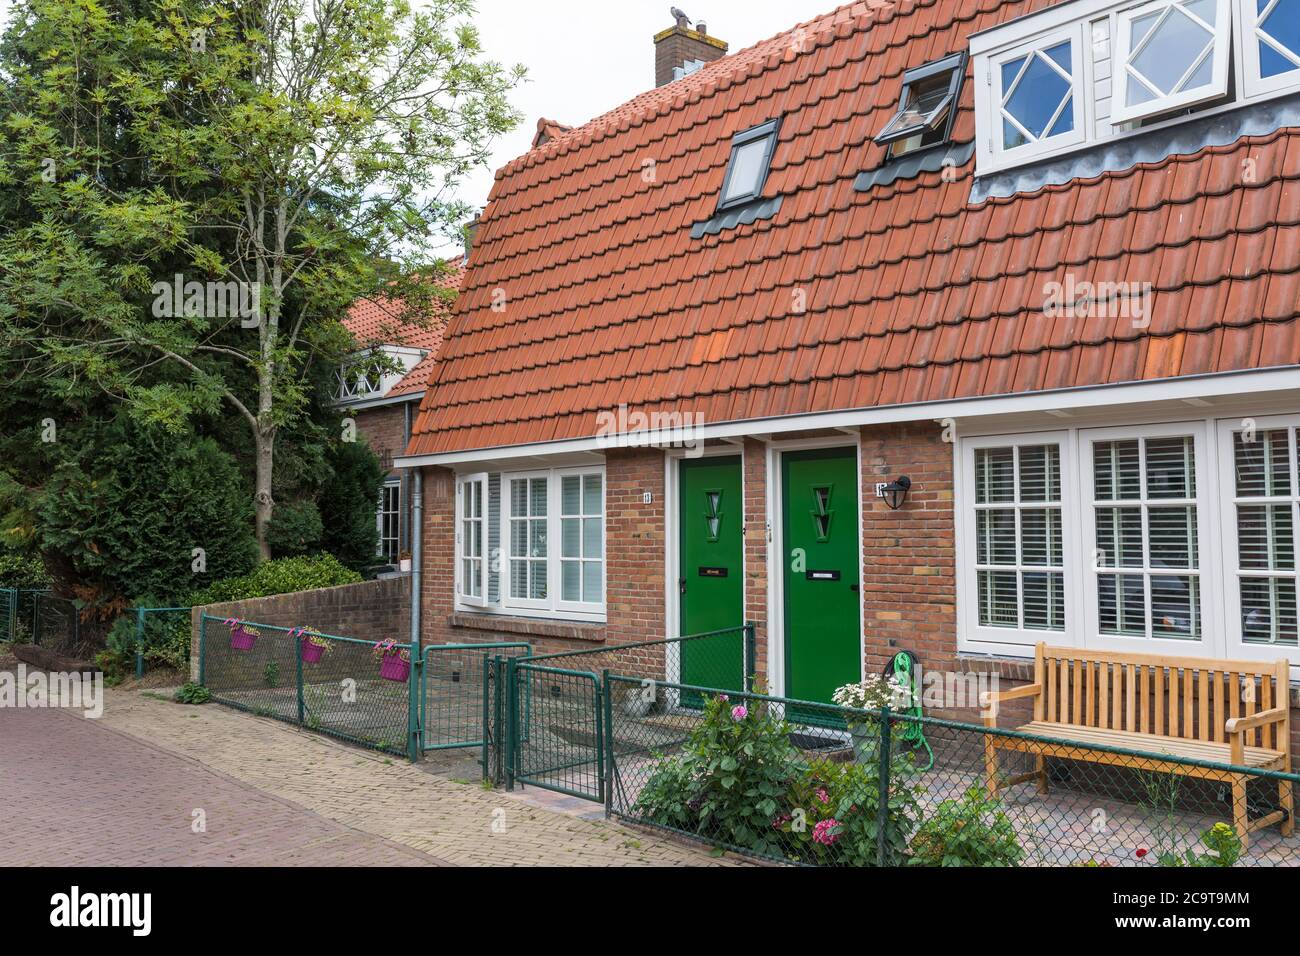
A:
[1015,722,1284,768]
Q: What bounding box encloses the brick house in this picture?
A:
[395,1,1300,742]
[340,257,465,570]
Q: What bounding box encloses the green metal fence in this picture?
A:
[33,593,80,655]
[601,677,1300,867]
[490,625,756,799]
[421,642,529,753]
[199,613,418,759]
[0,588,50,644]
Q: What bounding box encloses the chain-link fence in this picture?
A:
[198,614,416,759]
[485,626,756,794]
[421,642,530,753]
[125,607,193,677]
[602,677,1300,867]
[33,593,81,656]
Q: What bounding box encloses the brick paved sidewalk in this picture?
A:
[0,705,439,866]
[78,689,740,866]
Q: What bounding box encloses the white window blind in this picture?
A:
[1232,426,1299,646]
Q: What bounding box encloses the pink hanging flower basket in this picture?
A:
[301,639,326,663]
[227,621,259,651]
[379,653,410,683]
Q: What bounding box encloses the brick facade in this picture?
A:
[353,404,408,472]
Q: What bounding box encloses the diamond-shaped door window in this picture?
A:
[705,490,723,543]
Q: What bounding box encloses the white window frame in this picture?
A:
[454,465,606,621]
[376,479,402,562]
[958,432,1076,653]
[456,472,488,608]
[554,467,607,616]
[1218,414,1300,664]
[1081,421,1216,656]
[1241,0,1300,97]
[989,27,1089,164]
[503,471,551,612]
[1109,0,1234,124]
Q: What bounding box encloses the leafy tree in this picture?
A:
[318,440,385,571]
[0,0,523,558]
[266,499,325,557]
[32,416,259,605]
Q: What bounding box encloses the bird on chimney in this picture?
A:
[671,7,692,27]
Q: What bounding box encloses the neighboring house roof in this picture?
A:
[408,0,1300,458]
[343,256,466,398]
[532,117,575,149]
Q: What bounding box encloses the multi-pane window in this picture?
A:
[1245,0,1300,93]
[508,476,548,602]
[1231,426,1299,646]
[1113,0,1232,122]
[1092,435,1201,642]
[458,475,486,604]
[973,444,1066,632]
[560,474,604,606]
[457,468,605,619]
[998,39,1079,151]
[377,480,401,562]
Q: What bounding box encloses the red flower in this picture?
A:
[1135,847,1149,859]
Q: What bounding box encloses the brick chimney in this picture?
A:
[654,14,727,88]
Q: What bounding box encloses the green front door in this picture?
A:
[679,456,744,693]
[782,447,862,708]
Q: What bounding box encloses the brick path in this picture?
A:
[0,705,436,866]
[0,688,739,867]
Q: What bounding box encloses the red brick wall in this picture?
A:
[743,439,769,683]
[352,404,408,473]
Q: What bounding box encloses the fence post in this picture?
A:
[198,613,207,685]
[744,622,757,692]
[134,609,146,679]
[481,655,493,783]
[407,641,421,763]
[31,594,39,646]
[876,705,893,868]
[296,628,305,727]
[505,657,518,791]
[602,669,615,817]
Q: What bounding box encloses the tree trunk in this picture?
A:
[254,425,276,561]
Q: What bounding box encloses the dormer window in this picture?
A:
[973,0,1300,177]
[717,119,780,210]
[1112,0,1232,124]
[875,52,966,157]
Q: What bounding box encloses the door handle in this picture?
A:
[850,584,860,593]
[679,578,687,595]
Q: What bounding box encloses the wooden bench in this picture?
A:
[982,644,1294,848]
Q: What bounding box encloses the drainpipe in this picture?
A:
[408,467,423,760]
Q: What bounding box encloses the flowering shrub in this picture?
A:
[371,638,410,662]
[908,786,1024,867]
[1151,822,1242,867]
[632,693,921,865]
[831,674,911,712]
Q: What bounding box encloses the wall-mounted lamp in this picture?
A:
[877,476,912,510]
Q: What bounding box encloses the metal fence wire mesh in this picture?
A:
[33,593,80,656]
[200,615,414,758]
[489,626,756,797]
[421,642,529,752]
[601,678,1300,867]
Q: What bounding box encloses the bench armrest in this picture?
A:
[981,683,1042,727]
[1225,707,1289,735]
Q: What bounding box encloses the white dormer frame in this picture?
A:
[1243,0,1300,97]
[972,0,1300,176]
[335,345,426,404]
[987,26,1090,165]
[1109,0,1233,125]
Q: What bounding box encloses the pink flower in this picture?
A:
[816,788,829,804]
[812,819,841,846]
[731,705,748,720]
[1135,847,1149,860]
[717,694,729,703]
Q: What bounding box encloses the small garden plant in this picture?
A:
[909,786,1025,867]
[174,682,211,705]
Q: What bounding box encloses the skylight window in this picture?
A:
[875,52,966,157]
[1112,0,1232,124]
[717,119,780,209]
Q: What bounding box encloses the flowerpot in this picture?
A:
[301,639,325,664]
[399,559,412,572]
[850,721,880,764]
[229,628,258,652]
[379,654,410,683]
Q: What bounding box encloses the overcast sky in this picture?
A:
[0,0,839,255]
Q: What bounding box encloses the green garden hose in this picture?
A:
[885,651,934,771]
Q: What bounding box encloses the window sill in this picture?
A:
[447,612,606,644]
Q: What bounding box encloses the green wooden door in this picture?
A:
[782,447,862,708]
[679,456,744,693]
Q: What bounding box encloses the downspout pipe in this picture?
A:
[408,467,423,760]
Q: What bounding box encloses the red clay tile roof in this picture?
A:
[532,117,574,149]
[408,0,1300,457]
[343,257,465,397]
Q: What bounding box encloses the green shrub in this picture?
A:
[632,694,920,865]
[318,441,385,572]
[174,682,211,705]
[188,553,361,605]
[1155,822,1243,867]
[909,786,1025,867]
[105,608,191,672]
[266,500,325,558]
[0,547,50,588]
